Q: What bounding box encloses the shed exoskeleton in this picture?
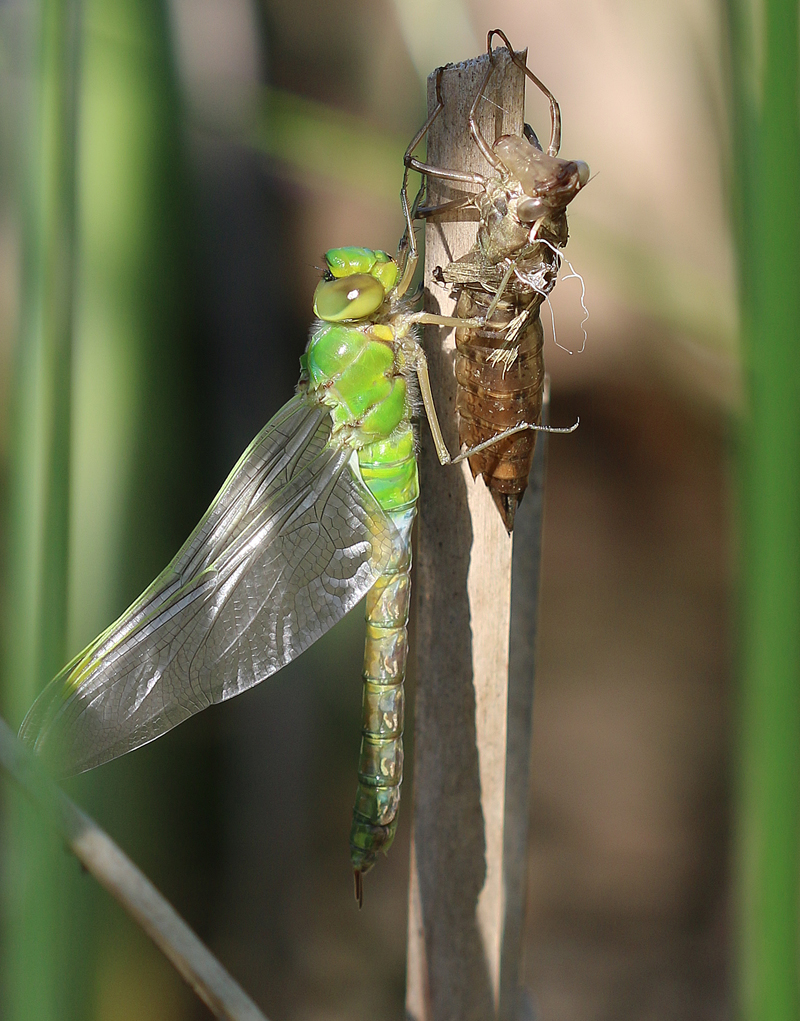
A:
[403,28,589,531]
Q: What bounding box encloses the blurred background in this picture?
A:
[0,0,742,1019]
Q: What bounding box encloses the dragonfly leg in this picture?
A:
[468,40,502,167]
[397,61,486,296]
[397,62,496,297]
[483,258,519,321]
[413,341,578,467]
[415,299,541,355]
[396,80,448,297]
[408,311,486,330]
[414,194,476,219]
[403,66,487,190]
[413,348,455,465]
[403,66,445,169]
[404,157,486,190]
[451,417,580,464]
[396,128,470,296]
[395,168,423,298]
[484,29,562,157]
[414,345,578,467]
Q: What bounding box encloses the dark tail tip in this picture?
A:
[490,489,522,533]
[353,869,364,909]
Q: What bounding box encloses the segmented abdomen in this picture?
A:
[350,427,418,881]
[349,534,410,873]
[453,287,545,532]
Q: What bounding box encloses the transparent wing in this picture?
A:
[20,394,396,776]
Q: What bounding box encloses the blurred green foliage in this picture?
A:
[725,0,800,1018]
[2,0,198,1015]
[2,0,79,1015]
[252,86,406,202]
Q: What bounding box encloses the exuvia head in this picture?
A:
[491,135,590,225]
[313,247,399,322]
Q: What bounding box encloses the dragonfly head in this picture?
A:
[494,135,590,224]
[313,247,399,322]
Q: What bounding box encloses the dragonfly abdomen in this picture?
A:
[350,568,408,874]
[350,427,418,884]
[453,288,545,531]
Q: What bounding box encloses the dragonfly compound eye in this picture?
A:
[516,195,547,223]
[313,273,386,322]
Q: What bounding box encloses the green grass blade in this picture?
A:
[64,0,199,1010]
[726,0,800,1017]
[2,0,80,1017]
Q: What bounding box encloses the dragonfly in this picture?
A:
[404,29,589,531]
[18,186,501,903]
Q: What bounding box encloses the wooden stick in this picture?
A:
[502,401,548,1021]
[406,47,542,1021]
[0,717,269,1021]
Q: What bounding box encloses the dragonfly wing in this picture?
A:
[20,394,396,775]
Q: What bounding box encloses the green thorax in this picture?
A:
[300,246,419,517]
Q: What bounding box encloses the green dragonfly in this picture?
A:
[18,183,499,901]
[20,32,579,901]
